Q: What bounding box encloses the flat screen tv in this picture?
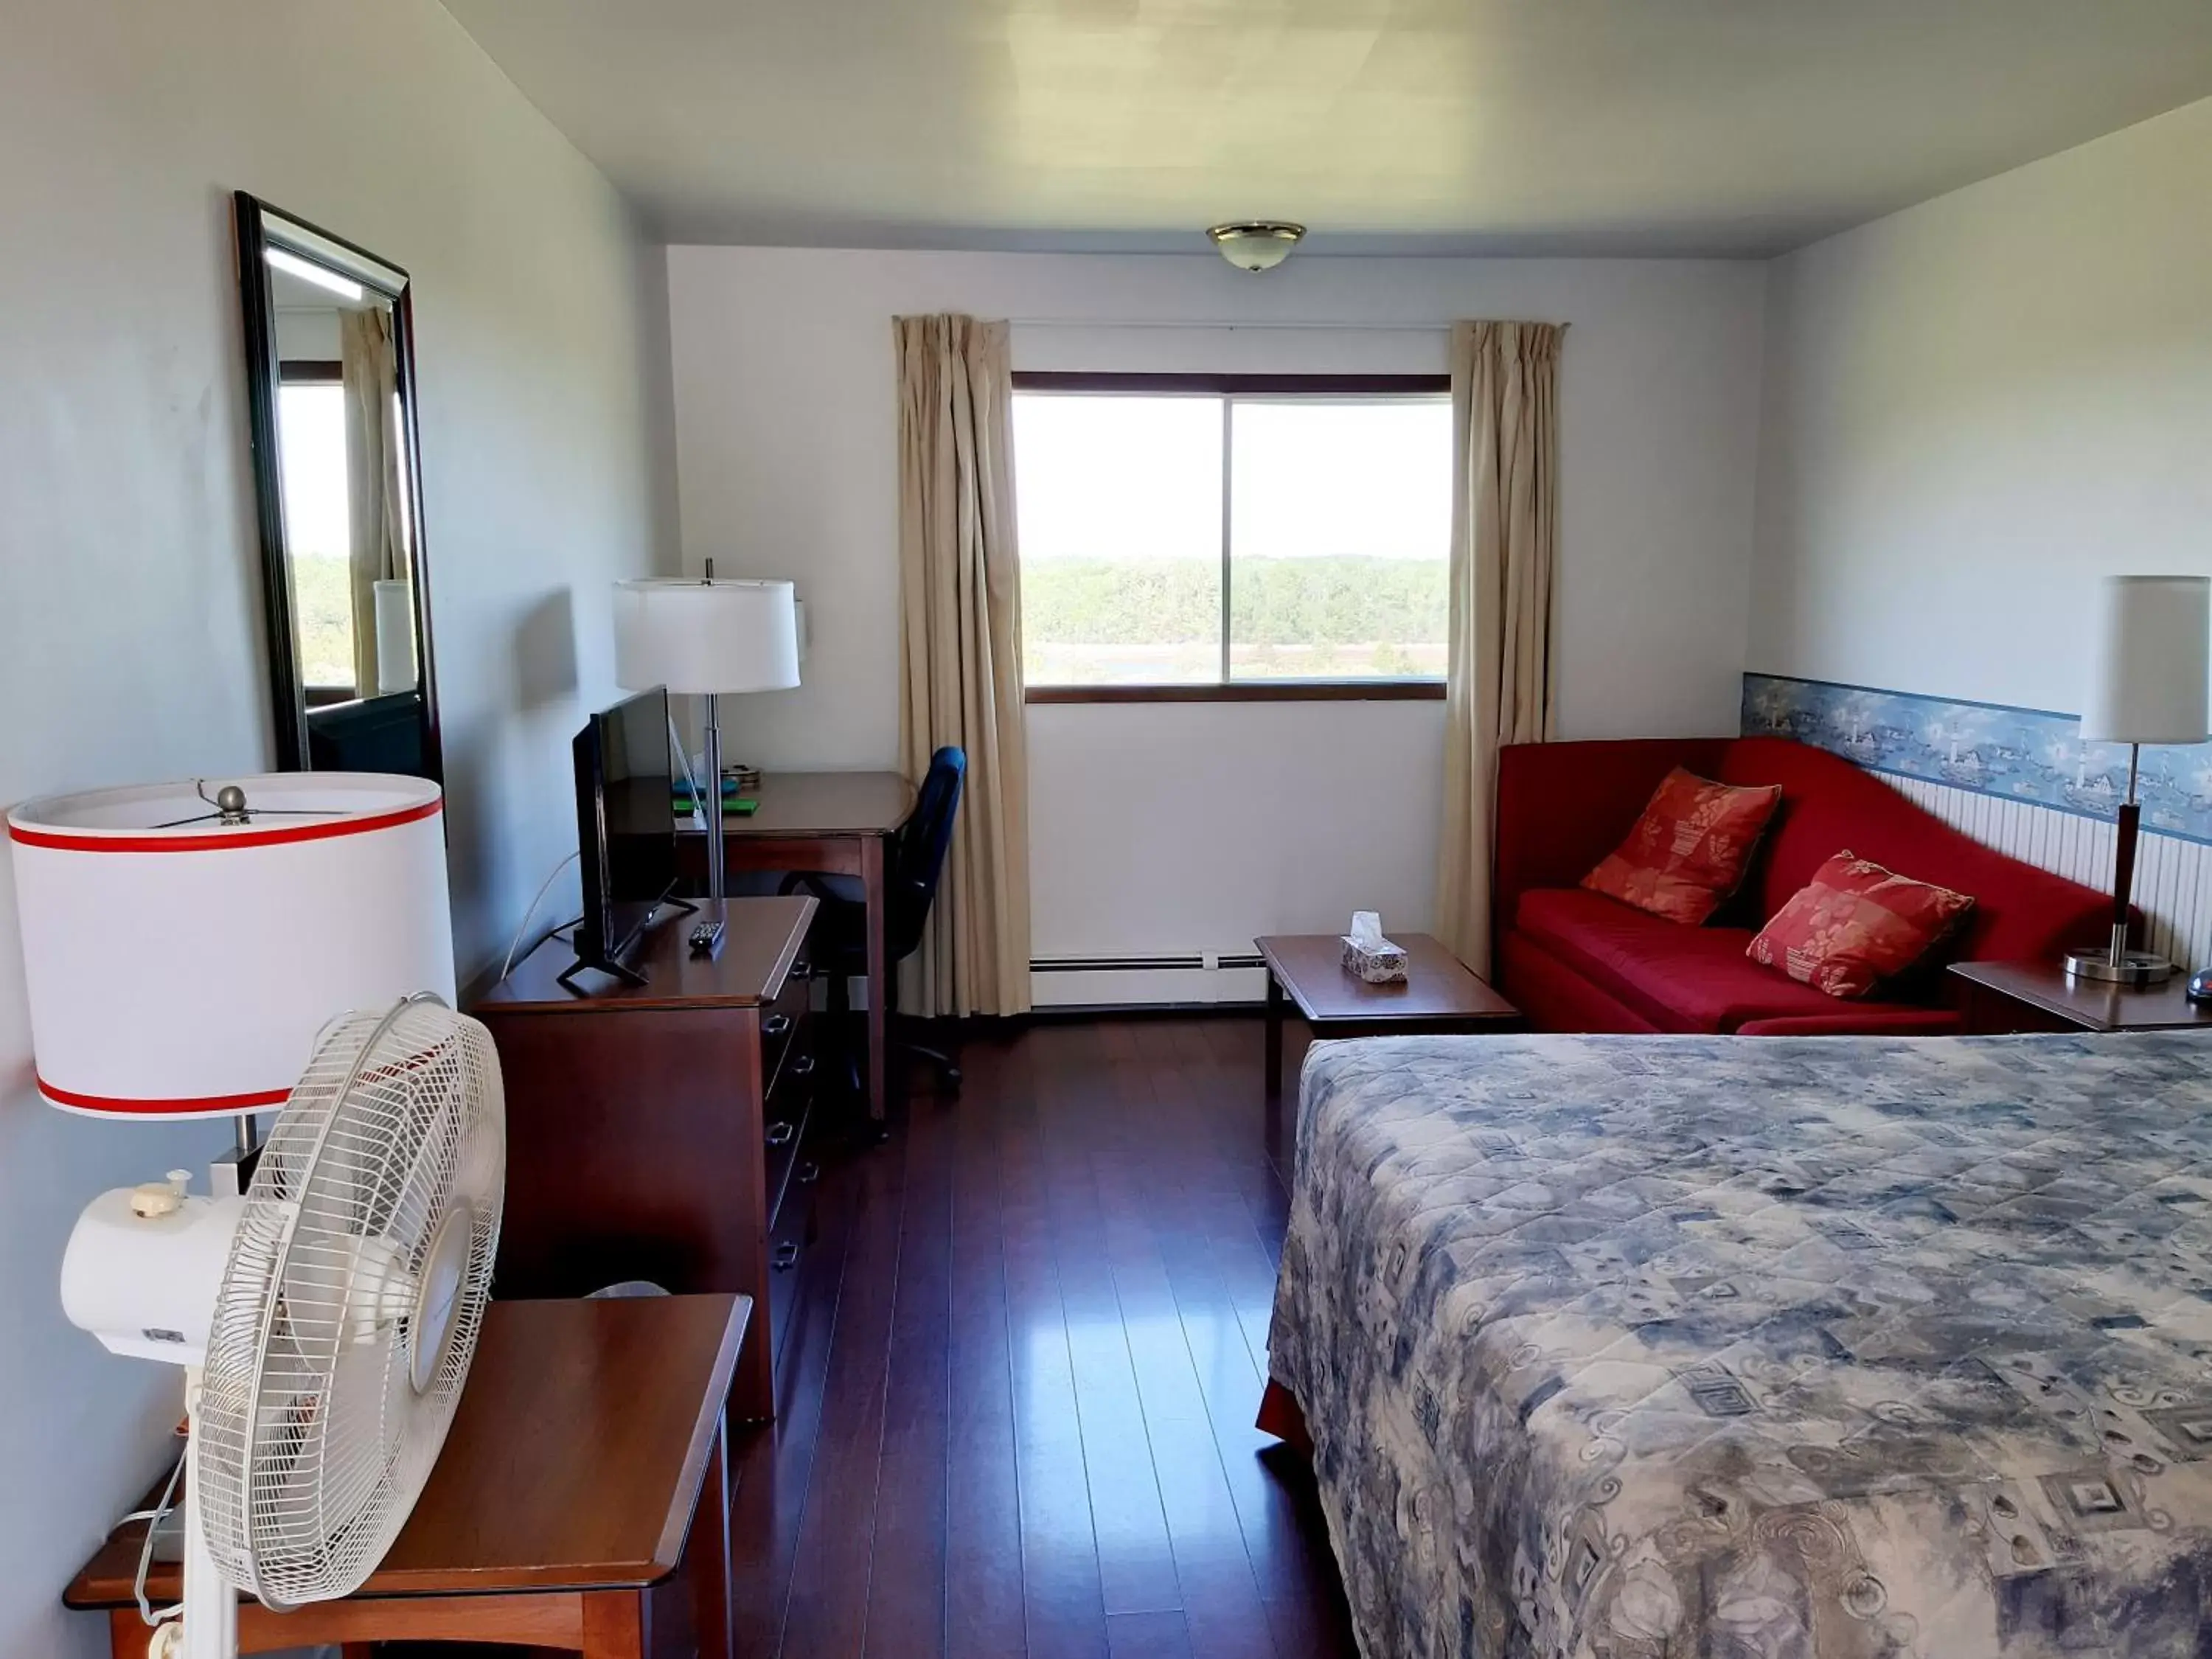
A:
[567,686,679,985]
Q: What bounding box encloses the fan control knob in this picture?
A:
[128,1170,192,1220]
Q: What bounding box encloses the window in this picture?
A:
[276,371,357,694]
[1012,373,1452,700]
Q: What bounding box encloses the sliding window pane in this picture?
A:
[276,383,358,692]
[1227,398,1450,681]
[1014,394,1223,686]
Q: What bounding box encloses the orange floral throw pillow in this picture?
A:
[1579,768,1784,925]
[1747,851,1976,998]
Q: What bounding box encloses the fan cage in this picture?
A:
[195,998,504,1610]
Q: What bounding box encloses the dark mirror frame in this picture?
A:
[234,190,442,782]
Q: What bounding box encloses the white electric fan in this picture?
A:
[60,995,505,1659]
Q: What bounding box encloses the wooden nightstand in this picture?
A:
[66,1295,746,1658]
[1949,959,2212,1034]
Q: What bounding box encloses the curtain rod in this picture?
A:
[1001,317,1568,335]
[1004,317,1454,334]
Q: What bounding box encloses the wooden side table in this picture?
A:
[1256,932,1522,1099]
[66,1295,747,1659]
[1949,959,2212,1034]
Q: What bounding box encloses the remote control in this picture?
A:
[688,920,726,957]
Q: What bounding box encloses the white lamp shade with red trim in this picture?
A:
[7,773,454,1119]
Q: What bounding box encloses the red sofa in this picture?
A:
[1494,736,2114,1036]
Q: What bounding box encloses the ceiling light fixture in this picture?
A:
[1208,222,1305,274]
[265,246,365,303]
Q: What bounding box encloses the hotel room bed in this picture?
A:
[1264,1031,2212,1658]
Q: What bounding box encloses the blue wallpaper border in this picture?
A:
[1741,672,2212,848]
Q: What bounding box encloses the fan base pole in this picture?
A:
[181,1371,237,1659]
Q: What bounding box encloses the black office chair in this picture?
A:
[782,745,967,1098]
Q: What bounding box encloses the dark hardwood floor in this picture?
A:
[731,1015,1357,1659]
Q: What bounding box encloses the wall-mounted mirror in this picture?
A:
[234,192,440,782]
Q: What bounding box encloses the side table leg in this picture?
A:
[1264,970,1284,1101]
[581,1589,648,1659]
[693,1416,733,1659]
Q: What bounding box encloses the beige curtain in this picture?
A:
[1436,320,1562,972]
[339,308,406,698]
[894,314,1032,1017]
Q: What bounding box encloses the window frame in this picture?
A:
[1012,371,1452,704]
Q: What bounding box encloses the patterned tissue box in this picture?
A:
[1340,936,1408,984]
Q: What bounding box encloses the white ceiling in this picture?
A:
[442,0,2212,257]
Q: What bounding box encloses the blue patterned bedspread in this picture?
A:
[1265,1032,2212,1658]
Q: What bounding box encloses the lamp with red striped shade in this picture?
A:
[7,773,453,1120]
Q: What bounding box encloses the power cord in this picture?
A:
[501,851,581,981]
[499,708,695,982]
[668,712,708,831]
[131,1446,187,1629]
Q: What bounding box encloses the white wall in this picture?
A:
[0,4,669,1653]
[1750,96,2212,708]
[666,248,1765,981]
[1026,698,1447,999]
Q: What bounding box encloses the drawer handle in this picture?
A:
[790,958,811,980]
[797,1161,821,1186]
[772,1242,800,1271]
[764,1012,793,1037]
[765,1119,796,1147]
[790,1054,815,1079]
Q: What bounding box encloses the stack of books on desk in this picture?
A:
[673,774,760,816]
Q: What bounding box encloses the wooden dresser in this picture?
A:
[472,895,827,1420]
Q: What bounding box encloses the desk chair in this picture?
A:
[782,746,966,1096]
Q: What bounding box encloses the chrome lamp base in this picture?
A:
[2062,946,2176,987]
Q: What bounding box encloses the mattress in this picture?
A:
[1265,1030,2212,1658]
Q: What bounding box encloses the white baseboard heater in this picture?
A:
[1029,951,1268,1009]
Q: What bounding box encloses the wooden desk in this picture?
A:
[1950,958,2212,1034]
[681,771,914,1120]
[1256,932,1522,1099]
[473,897,819,1420]
[66,1295,748,1658]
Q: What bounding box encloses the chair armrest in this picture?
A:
[1735,1008,1964,1037]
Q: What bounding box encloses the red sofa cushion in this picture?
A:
[1497,928,1669,1034]
[1515,887,1938,1034]
[1747,851,1976,998]
[1580,767,1784,925]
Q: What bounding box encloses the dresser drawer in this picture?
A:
[764,1144,822,1365]
[759,947,812,1088]
[762,1069,815,1231]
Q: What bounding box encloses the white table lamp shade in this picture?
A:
[6,773,455,1119]
[614,577,800,695]
[2081,575,2211,745]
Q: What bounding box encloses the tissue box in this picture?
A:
[1340,935,1408,984]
